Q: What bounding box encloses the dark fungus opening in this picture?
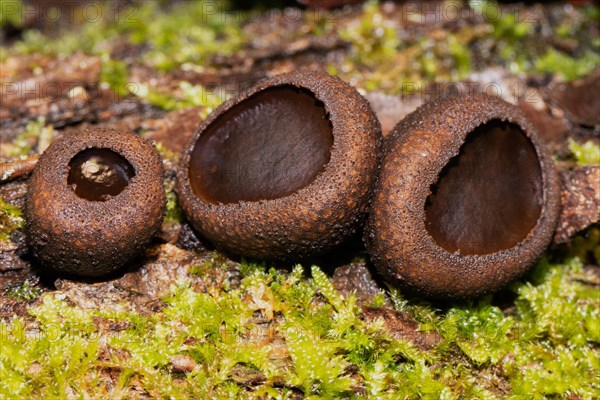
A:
[188,85,333,204]
[68,148,135,201]
[425,120,543,255]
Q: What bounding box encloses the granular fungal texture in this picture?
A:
[366,93,561,299]
[25,128,166,277]
[177,71,381,260]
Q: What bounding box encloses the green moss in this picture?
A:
[0,117,54,158]
[568,139,600,165]
[508,257,599,398]
[584,5,600,20]
[11,2,241,69]
[163,182,183,224]
[285,324,354,397]
[482,0,599,80]
[481,2,600,80]
[100,56,130,99]
[535,49,600,81]
[9,2,125,57]
[154,143,184,225]
[1,296,101,398]
[137,81,226,114]
[130,2,245,71]
[1,246,597,398]
[7,1,244,70]
[6,280,42,301]
[339,1,400,68]
[336,1,482,93]
[490,9,531,41]
[0,197,23,241]
[447,34,473,79]
[153,141,177,161]
[335,2,600,93]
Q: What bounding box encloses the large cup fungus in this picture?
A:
[177,71,382,260]
[366,94,560,299]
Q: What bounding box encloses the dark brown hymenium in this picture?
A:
[366,94,560,299]
[177,71,382,260]
[25,128,166,277]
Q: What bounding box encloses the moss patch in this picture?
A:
[163,181,183,225]
[0,197,23,241]
[5,1,244,70]
[128,1,245,71]
[0,118,54,159]
[335,1,599,93]
[137,82,226,114]
[1,241,598,398]
[568,139,600,166]
[6,280,42,301]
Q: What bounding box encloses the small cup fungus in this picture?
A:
[25,128,166,277]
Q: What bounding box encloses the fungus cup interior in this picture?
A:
[425,120,543,255]
[189,85,333,204]
[68,148,135,201]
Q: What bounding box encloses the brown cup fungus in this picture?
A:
[177,71,381,260]
[25,128,166,277]
[366,94,560,299]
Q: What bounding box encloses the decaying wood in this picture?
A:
[0,156,39,183]
[553,166,600,245]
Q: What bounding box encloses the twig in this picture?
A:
[0,156,39,183]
